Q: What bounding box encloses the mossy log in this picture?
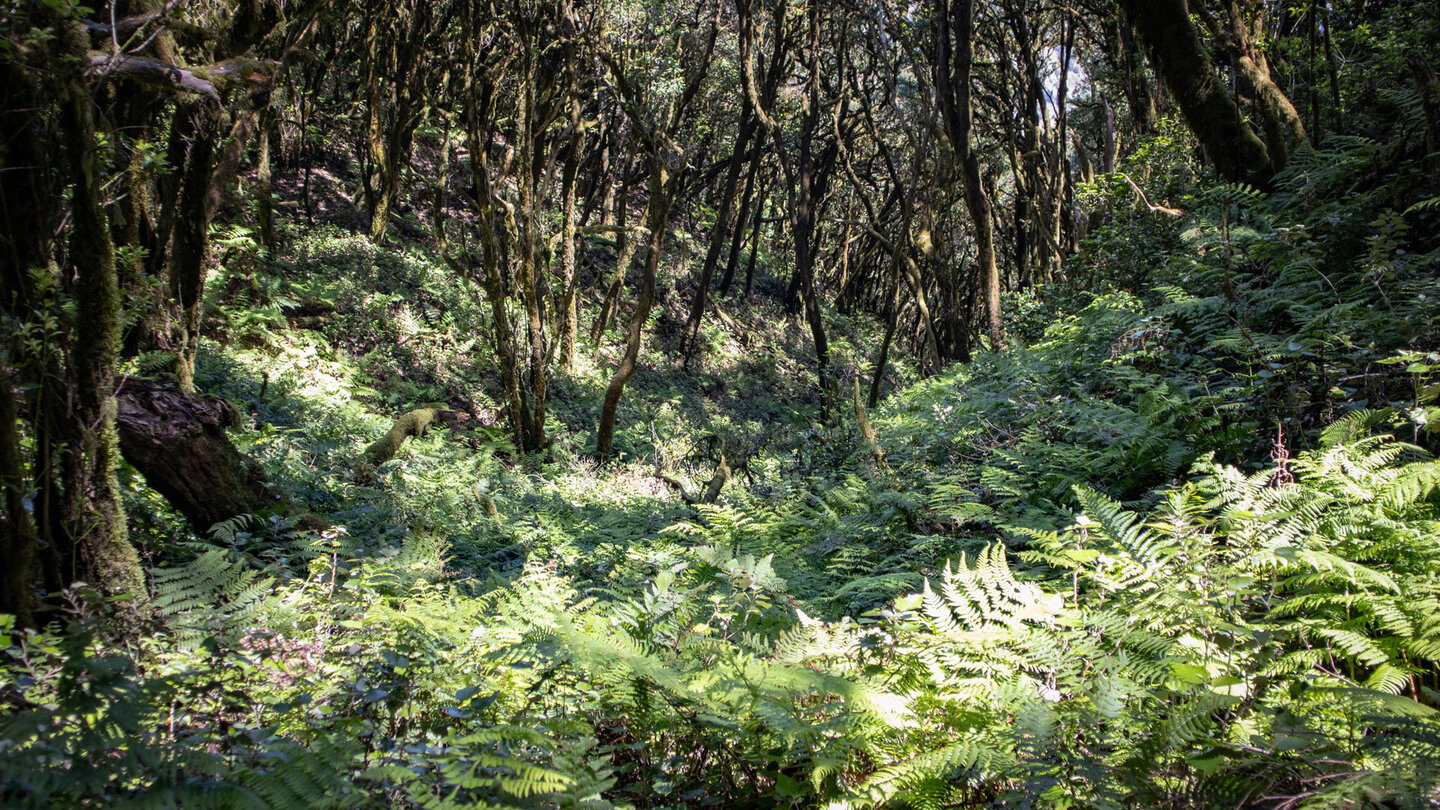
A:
[289,315,328,330]
[282,297,334,331]
[709,301,749,346]
[699,451,731,504]
[115,377,280,531]
[358,408,467,474]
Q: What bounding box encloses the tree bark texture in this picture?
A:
[682,102,755,367]
[1200,0,1309,171]
[59,39,146,600]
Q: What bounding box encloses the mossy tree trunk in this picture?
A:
[255,107,277,255]
[450,1,583,455]
[556,94,583,373]
[359,0,434,246]
[0,2,330,621]
[456,34,546,454]
[1198,0,1309,172]
[513,35,550,452]
[165,99,220,394]
[1118,0,1273,184]
[355,408,467,477]
[58,27,146,600]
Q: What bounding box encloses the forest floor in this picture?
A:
[173,192,925,614]
[8,129,1440,808]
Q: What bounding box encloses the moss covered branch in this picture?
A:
[357,408,468,477]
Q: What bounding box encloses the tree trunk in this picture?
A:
[683,103,755,366]
[557,101,582,372]
[592,161,641,344]
[597,162,676,461]
[1118,0,1273,183]
[868,231,905,410]
[1201,1,1309,171]
[362,1,393,243]
[464,150,534,453]
[168,95,266,393]
[515,55,549,449]
[430,113,453,255]
[743,178,770,298]
[0,52,53,621]
[59,56,146,600]
[256,109,276,255]
[165,101,218,393]
[936,0,1004,351]
[1119,20,1156,134]
[0,371,37,625]
[720,139,765,295]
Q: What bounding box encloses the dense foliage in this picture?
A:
[2,0,1439,807]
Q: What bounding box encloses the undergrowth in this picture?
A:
[5,106,1440,810]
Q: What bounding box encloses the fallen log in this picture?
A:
[116,377,282,531]
[355,408,469,479]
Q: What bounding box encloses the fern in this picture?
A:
[150,548,276,648]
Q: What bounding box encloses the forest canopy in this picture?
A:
[2,0,1439,807]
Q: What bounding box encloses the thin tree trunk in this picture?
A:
[592,161,641,345]
[0,370,36,625]
[1051,11,1074,275]
[683,104,755,366]
[173,94,265,393]
[744,180,770,298]
[256,109,276,255]
[597,163,676,460]
[557,99,582,372]
[166,100,218,394]
[1121,21,1155,134]
[514,46,549,450]
[361,1,390,242]
[720,141,764,295]
[432,114,452,254]
[868,223,905,410]
[937,0,1004,350]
